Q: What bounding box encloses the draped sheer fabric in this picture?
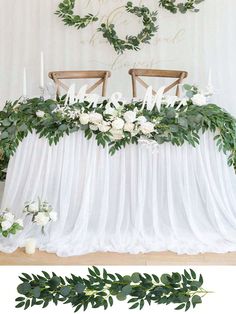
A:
[1,131,236,256]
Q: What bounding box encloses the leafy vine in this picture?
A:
[1,91,236,182]
[98,2,158,54]
[159,0,205,14]
[16,267,210,311]
[55,1,204,53]
[55,0,98,29]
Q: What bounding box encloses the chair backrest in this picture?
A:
[128,69,188,98]
[48,70,111,97]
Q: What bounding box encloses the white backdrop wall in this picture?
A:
[0,0,235,114]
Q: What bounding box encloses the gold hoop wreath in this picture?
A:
[56,0,205,54]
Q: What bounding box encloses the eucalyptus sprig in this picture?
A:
[159,0,205,14]
[55,0,98,29]
[98,2,158,54]
[16,267,210,311]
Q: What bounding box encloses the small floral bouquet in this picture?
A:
[23,198,57,234]
[0,210,23,237]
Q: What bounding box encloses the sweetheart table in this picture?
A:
[1,129,236,256]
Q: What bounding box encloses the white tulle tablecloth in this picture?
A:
[1,131,236,256]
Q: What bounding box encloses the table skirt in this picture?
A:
[1,131,236,256]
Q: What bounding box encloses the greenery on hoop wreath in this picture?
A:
[98,2,158,54]
[55,0,98,29]
[159,0,205,14]
[55,1,204,53]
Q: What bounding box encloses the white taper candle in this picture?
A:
[23,67,27,98]
[40,51,44,88]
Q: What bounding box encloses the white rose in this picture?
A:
[89,124,98,131]
[15,219,24,227]
[123,111,136,123]
[104,105,117,117]
[112,118,125,130]
[89,112,103,125]
[79,113,90,125]
[192,94,207,106]
[49,211,58,222]
[137,116,147,124]
[110,128,124,140]
[98,122,111,133]
[3,212,15,222]
[1,220,13,231]
[34,212,50,226]
[36,110,45,118]
[140,122,155,135]
[124,122,135,132]
[27,202,39,213]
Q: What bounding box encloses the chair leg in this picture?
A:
[132,74,137,98]
[102,73,108,97]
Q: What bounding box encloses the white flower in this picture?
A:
[98,122,111,133]
[110,128,124,140]
[79,113,90,125]
[140,122,155,135]
[124,122,135,132]
[27,202,39,213]
[104,105,117,117]
[123,111,136,123]
[36,110,45,118]
[137,116,147,124]
[3,212,15,222]
[89,124,98,131]
[16,219,24,227]
[89,112,103,125]
[192,94,207,106]
[49,211,58,222]
[112,118,125,130]
[1,220,13,231]
[34,212,50,226]
[41,203,52,213]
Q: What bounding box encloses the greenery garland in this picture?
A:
[1,88,236,182]
[55,1,204,53]
[16,267,209,311]
[98,2,158,54]
[159,0,205,14]
[55,0,98,29]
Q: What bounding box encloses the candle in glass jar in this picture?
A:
[25,238,36,255]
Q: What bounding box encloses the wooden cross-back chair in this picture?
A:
[128,69,188,97]
[48,70,111,97]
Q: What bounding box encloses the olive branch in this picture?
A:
[16,267,211,311]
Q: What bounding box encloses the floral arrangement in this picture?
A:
[56,0,204,54]
[0,210,23,238]
[23,199,57,234]
[1,85,236,182]
[16,267,210,311]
